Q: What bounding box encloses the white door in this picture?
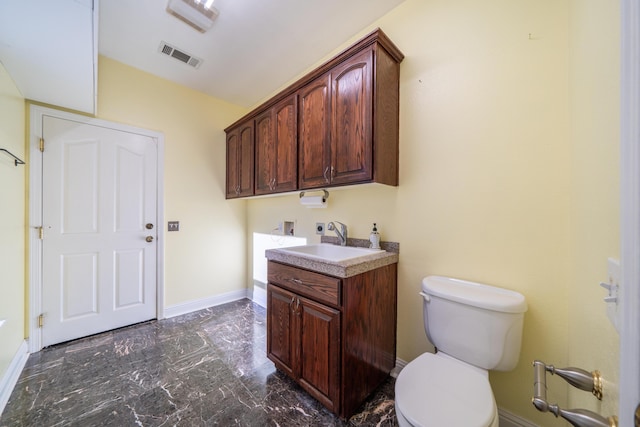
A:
[40,116,158,347]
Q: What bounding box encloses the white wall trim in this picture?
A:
[619,0,640,425]
[28,104,165,352]
[0,340,28,417]
[498,408,539,427]
[164,290,249,318]
[251,284,267,308]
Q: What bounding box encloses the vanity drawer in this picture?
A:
[268,261,341,307]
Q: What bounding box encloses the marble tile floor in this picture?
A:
[0,299,397,426]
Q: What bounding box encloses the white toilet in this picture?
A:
[395,275,528,427]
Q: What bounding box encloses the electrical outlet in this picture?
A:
[316,222,325,235]
[604,257,620,332]
[168,221,180,231]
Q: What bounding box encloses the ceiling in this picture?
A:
[99,0,405,108]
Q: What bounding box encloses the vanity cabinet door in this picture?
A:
[255,95,297,195]
[267,282,341,413]
[267,284,296,377]
[297,295,341,413]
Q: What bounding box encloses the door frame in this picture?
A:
[620,0,640,425]
[27,105,165,353]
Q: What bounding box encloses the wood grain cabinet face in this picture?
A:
[266,260,397,419]
[266,283,341,412]
[298,50,373,190]
[225,121,254,198]
[224,28,403,198]
[298,74,332,189]
[255,95,298,195]
[330,49,373,186]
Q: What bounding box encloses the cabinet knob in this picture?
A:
[145,236,154,243]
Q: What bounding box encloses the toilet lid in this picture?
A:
[395,353,496,427]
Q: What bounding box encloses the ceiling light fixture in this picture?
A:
[166,0,219,33]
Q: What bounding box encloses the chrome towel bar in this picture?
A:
[532,360,617,427]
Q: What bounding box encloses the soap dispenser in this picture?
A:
[369,223,381,249]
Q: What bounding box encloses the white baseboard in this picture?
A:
[498,408,539,427]
[0,340,28,417]
[163,289,249,318]
[252,285,267,308]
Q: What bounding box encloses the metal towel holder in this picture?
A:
[532,360,617,427]
[0,148,25,166]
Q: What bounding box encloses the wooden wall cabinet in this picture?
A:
[255,95,298,195]
[266,260,397,419]
[225,120,254,198]
[224,28,404,198]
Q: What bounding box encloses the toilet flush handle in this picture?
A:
[419,291,430,302]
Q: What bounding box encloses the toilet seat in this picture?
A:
[395,352,497,427]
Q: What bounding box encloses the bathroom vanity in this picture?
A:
[265,243,398,419]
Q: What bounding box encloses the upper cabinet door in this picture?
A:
[226,121,254,199]
[298,74,332,190]
[330,48,373,185]
[255,95,298,195]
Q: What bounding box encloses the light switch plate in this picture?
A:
[168,221,180,231]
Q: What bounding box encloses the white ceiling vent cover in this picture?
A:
[158,41,203,69]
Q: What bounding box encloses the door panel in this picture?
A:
[42,116,157,347]
[267,285,296,377]
[62,252,98,319]
[331,49,373,184]
[298,295,340,411]
[298,74,331,189]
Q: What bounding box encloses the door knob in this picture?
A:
[145,236,154,242]
[146,223,154,229]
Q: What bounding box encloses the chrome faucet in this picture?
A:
[327,221,348,246]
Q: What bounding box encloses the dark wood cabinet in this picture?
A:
[297,47,379,189]
[329,48,373,186]
[225,120,254,198]
[255,95,298,195]
[298,74,331,189]
[298,49,373,189]
[266,260,397,419]
[225,28,404,198]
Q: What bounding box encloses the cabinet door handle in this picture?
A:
[330,166,335,180]
[323,166,331,183]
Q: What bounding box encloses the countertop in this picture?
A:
[265,237,399,278]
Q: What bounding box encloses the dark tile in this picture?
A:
[0,299,396,426]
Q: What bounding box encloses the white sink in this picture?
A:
[278,244,384,262]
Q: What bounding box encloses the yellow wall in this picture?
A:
[0,63,25,381]
[567,0,620,417]
[246,0,620,424]
[97,57,248,306]
[0,0,619,424]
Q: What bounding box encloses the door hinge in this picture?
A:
[37,226,44,240]
[37,314,44,328]
[39,138,44,152]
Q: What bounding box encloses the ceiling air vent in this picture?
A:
[158,41,203,69]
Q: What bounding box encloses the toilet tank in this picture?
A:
[422,276,527,371]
